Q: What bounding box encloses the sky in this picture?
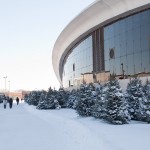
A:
[0,0,94,91]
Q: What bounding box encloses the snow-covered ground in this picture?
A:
[0,101,150,150]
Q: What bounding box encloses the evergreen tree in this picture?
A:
[25,91,41,106]
[36,90,47,109]
[26,92,33,105]
[126,78,148,122]
[56,87,68,108]
[92,85,107,119]
[53,96,61,109]
[24,93,30,103]
[25,87,61,110]
[142,79,150,123]
[143,79,150,100]
[43,87,56,109]
[76,83,96,117]
[0,95,4,103]
[67,89,79,109]
[105,79,130,124]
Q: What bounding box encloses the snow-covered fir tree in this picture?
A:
[24,93,29,103]
[0,95,5,103]
[67,89,79,109]
[43,87,61,109]
[126,77,149,122]
[143,79,150,100]
[142,79,150,123]
[24,92,31,104]
[105,79,130,124]
[36,90,47,109]
[55,87,68,108]
[25,91,41,106]
[76,83,96,117]
[46,94,61,109]
[92,84,107,119]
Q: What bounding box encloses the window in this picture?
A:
[73,63,75,71]
[109,48,115,59]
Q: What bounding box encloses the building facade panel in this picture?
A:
[63,35,93,87]
[104,9,150,77]
[52,0,150,88]
[62,9,150,88]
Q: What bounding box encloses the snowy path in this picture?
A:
[0,102,103,150]
[0,102,150,150]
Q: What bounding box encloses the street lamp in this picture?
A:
[3,76,7,92]
[8,81,10,96]
[8,81,10,91]
[81,73,85,83]
[121,63,125,79]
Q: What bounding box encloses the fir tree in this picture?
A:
[24,93,29,103]
[67,89,79,109]
[36,87,52,109]
[24,91,41,106]
[143,79,150,100]
[143,79,150,123]
[44,87,57,109]
[56,87,68,108]
[36,90,47,109]
[92,85,107,119]
[126,78,148,122]
[76,83,96,117]
[105,79,130,124]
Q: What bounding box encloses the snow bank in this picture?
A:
[0,103,150,150]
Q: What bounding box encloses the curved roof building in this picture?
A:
[52,0,150,88]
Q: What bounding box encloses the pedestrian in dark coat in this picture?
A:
[3,96,7,109]
[16,97,19,105]
[9,97,13,109]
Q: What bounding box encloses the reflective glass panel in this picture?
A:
[104,9,150,76]
[63,35,93,87]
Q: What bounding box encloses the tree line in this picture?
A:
[24,77,150,125]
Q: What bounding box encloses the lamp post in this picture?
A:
[8,81,10,96]
[81,73,85,83]
[3,76,7,92]
[121,63,125,79]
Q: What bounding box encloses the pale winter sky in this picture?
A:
[0,0,94,91]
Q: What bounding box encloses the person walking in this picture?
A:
[9,97,13,109]
[3,96,7,109]
[16,97,19,105]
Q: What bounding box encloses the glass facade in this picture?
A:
[104,9,150,77]
[63,35,93,88]
[62,9,150,88]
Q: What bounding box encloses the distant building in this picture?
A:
[52,0,150,88]
[3,90,30,99]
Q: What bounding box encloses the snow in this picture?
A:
[0,102,150,150]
